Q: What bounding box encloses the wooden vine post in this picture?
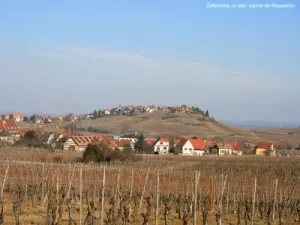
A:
[272,178,278,221]
[193,171,199,225]
[155,171,160,225]
[139,167,150,214]
[129,168,134,216]
[79,165,83,225]
[100,166,106,225]
[251,177,257,225]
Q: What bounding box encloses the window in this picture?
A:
[160,142,163,144]
[163,147,167,150]
[189,148,192,151]
[156,147,160,151]
[184,148,187,150]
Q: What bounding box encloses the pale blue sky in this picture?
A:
[0,0,299,122]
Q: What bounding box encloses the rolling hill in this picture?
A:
[75,111,260,141]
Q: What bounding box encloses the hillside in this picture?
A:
[76,111,260,140]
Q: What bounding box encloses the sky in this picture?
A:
[0,0,299,123]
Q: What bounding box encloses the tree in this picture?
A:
[97,110,102,118]
[168,136,175,154]
[192,136,198,139]
[23,116,29,122]
[134,134,145,154]
[29,114,37,122]
[204,110,209,117]
[22,130,37,147]
[93,110,97,119]
[9,114,14,119]
[168,107,175,113]
[1,115,5,120]
[83,142,106,163]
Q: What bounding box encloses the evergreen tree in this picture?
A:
[134,134,145,154]
[97,110,102,117]
[93,110,97,119]
[205,110,209,117]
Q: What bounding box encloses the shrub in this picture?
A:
[82,142,106,163]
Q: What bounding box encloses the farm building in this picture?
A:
[63,135,116,151]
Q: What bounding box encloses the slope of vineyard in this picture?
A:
[76,111,258,140]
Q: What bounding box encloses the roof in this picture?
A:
[227,141,241,150]
[205,140,215,148]
[158,137,169,143]
[257,142,273,150]
[174,138,181,145]
[154,137,169,145]
[145,140,155,145]
[71,135,116,148]
[189,139,206,150]
[118,139,131,147]
[216,143,232,149]
[0,119,19,133]
[176,138,188,147]
[12,112,24,118]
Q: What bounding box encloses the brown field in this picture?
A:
[1,147,300,224]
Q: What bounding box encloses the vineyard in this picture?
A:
[0,148,300,224]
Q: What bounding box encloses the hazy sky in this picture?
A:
[0,0,299,122]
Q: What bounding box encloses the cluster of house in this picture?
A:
[62,135,276,156]
[2,105,207,127]
[82,104,205,118]
[1,112,65,125]
[0,118,277,156]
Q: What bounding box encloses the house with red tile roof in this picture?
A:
[11,113,24,122]
[63,135,116,151]
[175,138,208,156]
[153,137,170,154]
[207,142,234,156]
[117,139,134,151]
[255,142,275,156]
[145,139,155,146]
[227,141,243,155]
[0,119,19,134]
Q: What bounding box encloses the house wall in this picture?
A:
[194,150,205,156]
[255,148,266,156]
[154,141,169,154]
[63,138,80,151]
[182,141,194,155]
[218,148,232,156]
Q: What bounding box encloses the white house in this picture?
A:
[154,137,169,154]
[215,143,233,156]
[104,110,111,115]
[176,139,207,156]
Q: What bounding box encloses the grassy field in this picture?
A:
[0,147,300,224]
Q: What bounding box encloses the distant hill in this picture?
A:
[76,111,259,140]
